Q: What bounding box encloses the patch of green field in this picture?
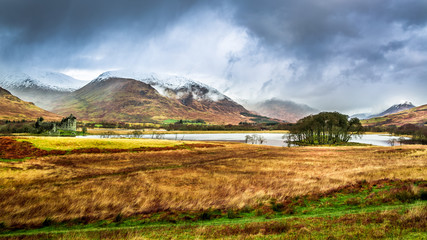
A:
[162,119,206,125]
[16,137,184,151]
[162,119,179,124]
[0,158,26,163]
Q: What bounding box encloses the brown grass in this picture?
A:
[0,137,220,159]
[0,143,426,227]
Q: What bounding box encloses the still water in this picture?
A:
[78,133,407,147]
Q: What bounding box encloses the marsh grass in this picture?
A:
[0,137,425,238]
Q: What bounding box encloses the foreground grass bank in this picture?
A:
[1,180,426,239]
[0,137,426,238]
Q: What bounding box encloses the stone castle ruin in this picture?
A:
[52,114,77,132]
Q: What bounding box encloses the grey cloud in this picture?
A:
[227,0,427,71]
[0,0,426,113]
[260,79,273,93]
[0,0,205,67]
[381,41,406,53]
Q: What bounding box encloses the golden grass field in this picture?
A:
[16,137,189,150]
[0,137,426,229]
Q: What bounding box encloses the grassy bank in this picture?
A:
[1,181,426,239]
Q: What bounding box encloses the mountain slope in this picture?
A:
[0,87,62,121]
[246,99,318,123]
[52,77,253,124]
[0,69,88,110]
[362,104,427,127]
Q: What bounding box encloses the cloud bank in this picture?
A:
[0,0,426,113]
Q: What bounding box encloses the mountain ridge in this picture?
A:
[93,70,229,102]
[352,101,416,120]
[369,101,415,119]
[362,104,426,127]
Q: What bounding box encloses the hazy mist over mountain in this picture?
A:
[1,0,426,114]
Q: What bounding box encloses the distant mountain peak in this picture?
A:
[245,98,318,123]
[362,104,427,127]
[369,101,416,119]
[396,101,414,107]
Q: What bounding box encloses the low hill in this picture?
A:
[52,77,255,124]
[0,87,62,121]
[362,104,427,127]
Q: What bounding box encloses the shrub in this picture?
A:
[42,217,55,227]
[270,199,284,212]
[227,209,241,219]
[392,187,417,203]
[114,213,123,223]
[198,209,221,220]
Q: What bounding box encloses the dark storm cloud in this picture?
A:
[0,0,205,66]
[0,0,200,40]
[0,0,426,113]
[222,0,427,111]
[228,0,427,57]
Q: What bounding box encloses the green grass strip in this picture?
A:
[1,201,425,237]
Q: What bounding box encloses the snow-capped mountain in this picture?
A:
[351,101,416,120]
[53,74,254,124]
[362,103,426,127]
[369,101,416,119]
[94,70,229,102]
[0,69,88,91]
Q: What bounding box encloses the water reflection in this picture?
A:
[78,133,409,147]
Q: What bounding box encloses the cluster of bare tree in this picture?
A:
[245,134,266,144]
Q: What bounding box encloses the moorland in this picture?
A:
[0,136,426,239]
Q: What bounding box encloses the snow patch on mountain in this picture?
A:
[94,70,229,101]
[0,69,88,91]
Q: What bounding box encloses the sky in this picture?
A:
[0,0,426,114]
